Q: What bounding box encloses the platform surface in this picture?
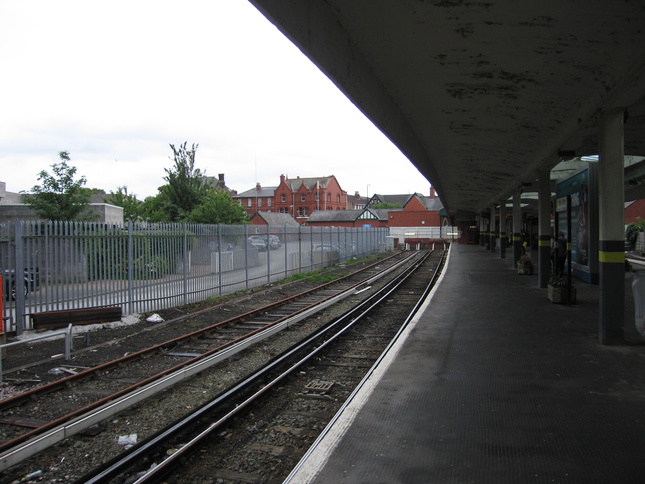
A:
[286,244,645,484]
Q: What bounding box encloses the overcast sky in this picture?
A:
[0,0,430,201]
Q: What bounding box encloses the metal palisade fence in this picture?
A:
[0,221,388,333]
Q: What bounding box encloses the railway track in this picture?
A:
[0,249,433,481]
[75,249,445,483]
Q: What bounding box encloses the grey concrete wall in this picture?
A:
[0,203,124,224]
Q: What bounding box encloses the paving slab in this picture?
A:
[287,244,645,484]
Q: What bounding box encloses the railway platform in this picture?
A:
[286,243,645,483]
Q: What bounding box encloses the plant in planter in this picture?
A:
[625,217,645,253]
[547,274,576,303]
[516,255,533,275]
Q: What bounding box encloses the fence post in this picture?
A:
[183,224,188,305]
[217,224,222,298]
[267,226,272,284]
[298,224,302,272]
[244,224,249,290]
[283,225,288,279]
[127,221,134,315]
[13,221,26,334]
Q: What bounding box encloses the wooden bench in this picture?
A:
[30,306,122,330]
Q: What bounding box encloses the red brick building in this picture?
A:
[234,175,348,223]
[387,190,445,227]
[232,182,277,217]
[347,191,368,210]
[625,199,645,225]
[275,175,347,222]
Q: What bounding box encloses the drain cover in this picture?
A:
[305,380,335,392]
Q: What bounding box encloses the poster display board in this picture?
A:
[555,162,599,283]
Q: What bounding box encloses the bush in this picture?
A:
[626,217,645,250]
[85,227,194,280]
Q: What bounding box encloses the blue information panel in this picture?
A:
[555,162,598,283]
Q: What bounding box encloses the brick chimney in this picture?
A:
[256,182,261,191]
[218,173,225,182]
[430,186,436,198]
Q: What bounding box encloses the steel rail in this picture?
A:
[77,250,440,483]
[284,248,447,483]
[0,251,408,413]
[0,251,419,471]
[0,251,408,412]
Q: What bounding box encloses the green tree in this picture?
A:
[104,186,143,222]
[372,202,401,209]
[626,217,645,249]
[82,187,106,195]
[140,192,174,223]
[23,151,95,221]
[141,142,247,224]
[162,142,210,220]
[188,190,249,224]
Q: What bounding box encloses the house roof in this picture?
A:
[233,186,277,198]
[286,176,335,192]
[203,175,233,193]
[414,195,444,212]
[307,210,362,223]
[251,211,300,226]
[367,193,415,207]
[370,209,395,220]
[308,207,392,223]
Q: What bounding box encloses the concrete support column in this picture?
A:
[512,191,522,264]
[599,109,625,344]
[499,199,506,259]
[490,204,496,253]
[538,169,551,288]
[480,213,485,247]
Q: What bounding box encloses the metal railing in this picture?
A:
[0,324,73,380]
[1,221,389,333]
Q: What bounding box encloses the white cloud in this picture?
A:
[0,0,429,201]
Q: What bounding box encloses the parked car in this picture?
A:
[248,236,268,252]
[311,244,342,266]
[262,235,282,250]
[312,244,342,254]
[2,268,40,301]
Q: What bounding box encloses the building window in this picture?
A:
[301,193,306,202]
[247,199,252,207]
[304,207,309,216]
[298,207,303,217]
[281,194,286,202]
[327,193,331,202]
[258,198,262,207]
[315,192,319,202]
[267,198,271,207]
[337,194,341,203]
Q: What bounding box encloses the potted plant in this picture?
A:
[547,274,576,303]
[625,217,645,253]
[516,254,533,275]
